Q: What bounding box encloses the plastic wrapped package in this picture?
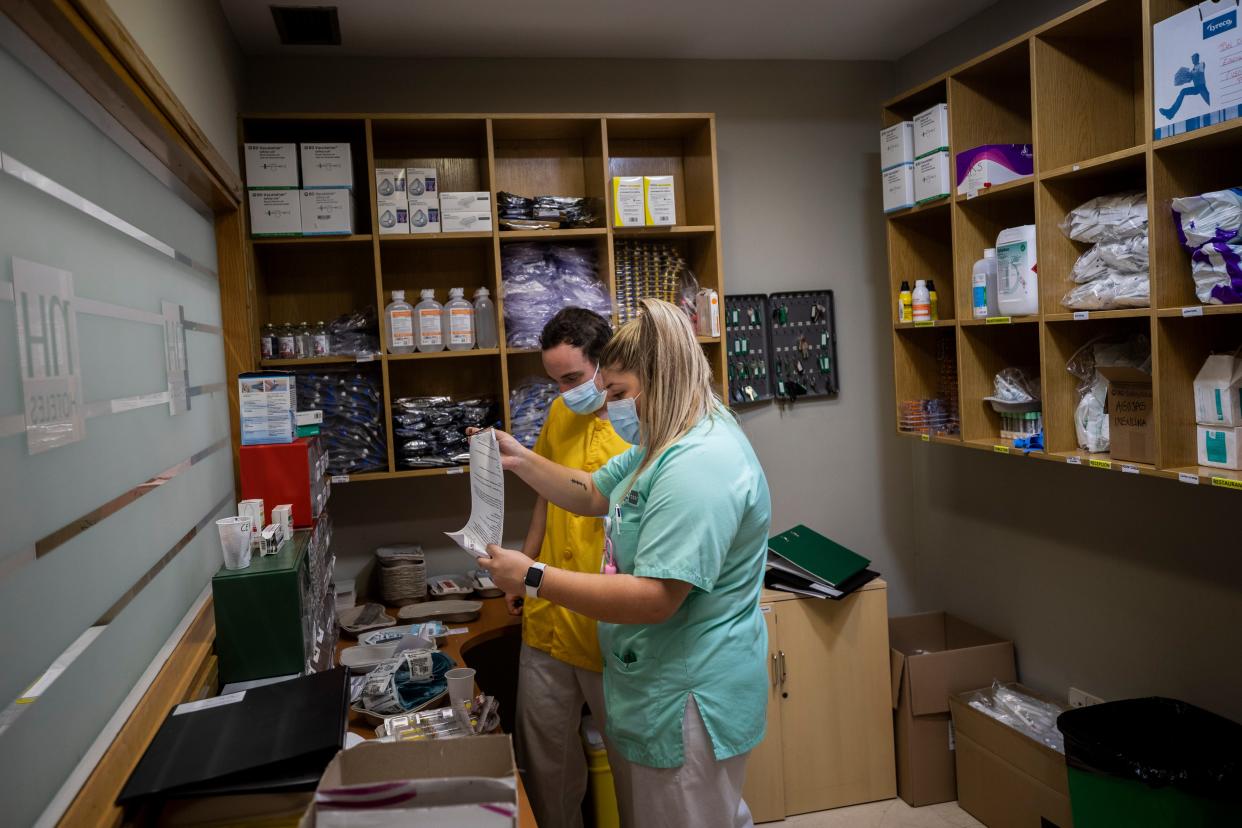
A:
[1060,191,1147,244]
[1171,187,1242,249]
[327,307,381,357]
[509,376,559,448]
[988,367,1041,404]
[1072,236,1149,283]
[1189,241,1242,305]
[391,395,499,469]
[496,191,599,228]
[614,239,700,325]
[1061,274,1150,310]
[1066,335,1151,453]
[296,369,388,475]
[501,242,611,348]
[964,681,1066,754]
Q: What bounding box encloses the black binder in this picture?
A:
[118,667,348,805]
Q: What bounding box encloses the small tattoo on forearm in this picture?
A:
[570,479,588,491]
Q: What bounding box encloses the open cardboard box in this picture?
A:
[1098,366,1154,465]
[889,612,1016,806]
[950,684,1073,828]
[298,736,518,827]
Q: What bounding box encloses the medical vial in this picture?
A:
[385,289,416,354]
[443,287,475,351]
[912,280,931,323]
[260,323,275,359]
[312,321,330,356]
[414,289,444,352]
[294,321,312,359]
[277,323,296,359]
[473,287,498,349]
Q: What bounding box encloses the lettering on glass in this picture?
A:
[162,301,191,416]
[13,258,85,453]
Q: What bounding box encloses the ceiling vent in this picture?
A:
[271,6,341,46]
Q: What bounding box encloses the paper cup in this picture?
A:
[217,516,252,570]
[446,667,476,711]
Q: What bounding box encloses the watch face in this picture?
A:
[525,565,544,588]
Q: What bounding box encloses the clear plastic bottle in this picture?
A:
[972,248,1000,319]
[260,323,275,360]
[312,321,330,356]
[912,280,931,323]
[295,321,312,359]
[473,287,498,349]
[277,323,296,359]
[443,287,475,351]
[385,289,416,354]
[414,289,444,353]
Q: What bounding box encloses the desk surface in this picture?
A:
[337,596,534,827]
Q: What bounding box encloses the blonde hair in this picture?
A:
[600,298,722,481]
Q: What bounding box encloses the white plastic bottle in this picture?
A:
[473,287,498,349]
[912,279,931,323]
[414,289,444,353]
[385,290,415,354]
[996,225,1039,316]
[443,287,475,351]
[972,248,999,319]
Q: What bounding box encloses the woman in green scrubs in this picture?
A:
[478,298,772,827]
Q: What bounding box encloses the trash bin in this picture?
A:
[1056,697,1242,828]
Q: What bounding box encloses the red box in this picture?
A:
[239,437,328,528]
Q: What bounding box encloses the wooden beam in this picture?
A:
[217,206,254,495]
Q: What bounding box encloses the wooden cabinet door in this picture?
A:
[776,588,896,815]
[741,603,787,823]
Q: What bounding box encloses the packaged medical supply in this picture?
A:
[414,290,444,352]
[912,280,931,322]
[443,287,475,350]
[473,287,498,349]
[898,280,913,322]
[695,288,720,336]
[405,167,438,200]
[913,103,949,159]
[238,371,295,445]
[441,211,492,233]
[406,202,440,233]
[972,249,999,318]
[273,503,294,542]
[299,188,354,235]
[1066,335,1151,454]
[238,498,265,547]
[996,225,1039,316]
[295,369,388,475]
[955,144,1033,196]
[376,168,407,201]
[1172,187,1242,247]
[644,175,676,225]
[1194,353,1242,427]
[509,376,559,448]
[326,307,380,358]
[377,204,410,235]
[1153,1,1242,140]
[1189,241,1242,304]
[881,121,915,170]
[1071,236,1150,283]
[914,151,951,204]
[259,522,285,557]
[299,143,353,189]
[612,238,698,324]
[248,189,301,236]
[385,290,415,354]
[244,143,298,188]
[883,164,915,213]
[439,191,491,212]
[391,395,499,469]
[612,176,644,226]
[1060,191,1147,243]
[1198,425,1242,469]
[503,242,610,347]
[1061,273,1150,310]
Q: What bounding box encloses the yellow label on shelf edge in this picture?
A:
[1089,459,1112,470]
[985,317,1013,325]
[914,320,935,328]
[921,434,930,442]
[993,445,1010,454]
[1211,476,1242,491]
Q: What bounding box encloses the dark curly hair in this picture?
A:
[539,307,613,362]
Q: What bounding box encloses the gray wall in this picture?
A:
[243,57,920,610]
[896,1,1242,722]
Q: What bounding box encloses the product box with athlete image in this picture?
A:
[1154,1,1242,140]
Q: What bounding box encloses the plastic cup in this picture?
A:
[446,667,476,711]
[217,516,252,570]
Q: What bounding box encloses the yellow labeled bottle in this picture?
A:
[898,280,913,323]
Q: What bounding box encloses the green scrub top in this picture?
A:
[591,410,772,768]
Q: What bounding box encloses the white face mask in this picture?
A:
[606,394,641,444]
[562,366,606,414]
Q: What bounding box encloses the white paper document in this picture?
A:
[445,428,504,558]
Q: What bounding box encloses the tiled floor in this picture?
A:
[782,799,984,827]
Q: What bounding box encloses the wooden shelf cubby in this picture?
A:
[886,0,1242,494]
[234,113,727,484]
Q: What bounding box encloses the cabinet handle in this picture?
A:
[778,650,787,687]
[770,653,778,687]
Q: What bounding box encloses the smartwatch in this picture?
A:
[525,562,548,599]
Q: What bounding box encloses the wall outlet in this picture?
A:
[1069,687,1103,708]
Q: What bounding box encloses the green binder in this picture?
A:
[767,524,870,588]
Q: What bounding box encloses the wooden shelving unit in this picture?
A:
[236,113,726,480]
[885,0,1242,493]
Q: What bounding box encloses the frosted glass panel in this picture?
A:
[0,29,233,827]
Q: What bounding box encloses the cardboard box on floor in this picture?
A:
[298,736,518,827]
[889,612,1016,807]
[1098,366,1154,465]
[950,684,1074,828]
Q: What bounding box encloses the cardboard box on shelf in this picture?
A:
[407,202,441,234]
[442,211,493,233]
[950,685,1074,828]
[1099,366,1154,465]
[644,175,676,225]
[299,189,354,235]
[883,164,915,213]
[881,121,915,171]
[248,189,302,236]
[299,143,353,189]
[376,167,407,202]
[244,143,299,188]
[1193,353,1242,427]
[914,151,951,205]
[612,175,644,226]
[1198,424,1242,469]
[1153,1,1242,141]
[439,191,491,212]
[955,144,1034,196]
[406,167,439,199]
[889,612,1016,807]
[913,103,949,159]
[377,203,410,234]
[297,736,518,827]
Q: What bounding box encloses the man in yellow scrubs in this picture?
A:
[515,307,633,828]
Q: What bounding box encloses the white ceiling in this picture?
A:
[219,0,995,61]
